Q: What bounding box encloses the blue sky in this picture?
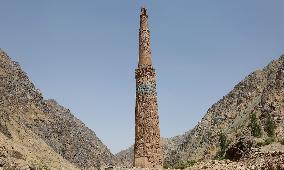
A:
[1,1,284,153]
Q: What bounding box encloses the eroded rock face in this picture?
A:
[0,49,116,169]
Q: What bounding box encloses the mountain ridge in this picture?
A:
[0,49,116,169]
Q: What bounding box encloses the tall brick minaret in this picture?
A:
[134,7,163,169]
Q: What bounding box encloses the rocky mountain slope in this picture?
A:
[116,54,284,168]
[166,54,284,166]
[0,49,116,169]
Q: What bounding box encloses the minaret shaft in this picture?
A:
[138,8,152,67]
[134,8,163,169]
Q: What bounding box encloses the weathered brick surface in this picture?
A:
[134,8,163,169]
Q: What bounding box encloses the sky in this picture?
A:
[0,1,284,154]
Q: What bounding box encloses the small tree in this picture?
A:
[265,114,276,138]
[216,132,228,159]
[249,113,262,137]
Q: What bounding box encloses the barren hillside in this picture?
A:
[0,49,117,169]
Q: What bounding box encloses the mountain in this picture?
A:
[166,54,284,166]
[116,54,284,168]
[0,49,116,169]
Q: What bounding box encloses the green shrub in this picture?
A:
[264,137,275,145]
[174,160,197,169]
[215,132,229,160]
[29,160,50,170]
[187,160,197,166]
[4,165,15,170]
[174,161,187,169]
[256,141,264,147]
[163,161,171,169]
[249,113,262,137]
[280,139,284,145]
[10,150,24,160]
[256,138,275,146]
[265,114,276,137]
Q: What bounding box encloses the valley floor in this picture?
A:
[111,143,284,170]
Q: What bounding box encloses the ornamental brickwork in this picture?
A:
[134,8,163,169]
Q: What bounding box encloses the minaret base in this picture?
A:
[134,156,163,169]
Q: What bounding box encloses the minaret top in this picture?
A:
[138,7,152,67]
[140,7,147,16]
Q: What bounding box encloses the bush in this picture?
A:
[163,161,171,169]
[4,165,16,170]
[265,114,276,137]
[249,113,262,137]
[256,141,264,147]
[264,137,275,145]
[280,139,284,145]
[174,160,197,169]
[256,138,275,146]
[10,150,24,160]
[186,160,197,167]
[29,160,50,170]
[215,132,229,160]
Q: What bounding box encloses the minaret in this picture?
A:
[134,7,163,168]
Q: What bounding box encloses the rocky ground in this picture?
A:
[113,142,284,170]
[186,147,284,170]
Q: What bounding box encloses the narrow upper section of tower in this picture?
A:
[138,7,152,67]
[141,7,147,16]
[140,8,148,31]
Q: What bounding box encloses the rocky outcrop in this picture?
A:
[225,137,254,161]
[0,49,116,169]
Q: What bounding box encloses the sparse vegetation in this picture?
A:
[280,139,284,145]
[163,161,171,169]
[265,114,276,138]
[5,165,15,170]
[249,112,262,137]
[163,164,169,169]
[29,160,50,170]
[9,150,24,160]
[264,137,275,145]
[174,160,197,169]
[256,137,275,146]
[256,142,263,147]
[215,132,229,160]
